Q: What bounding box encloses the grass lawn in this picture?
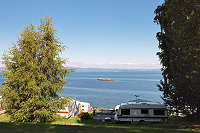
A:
[0,114,199,133]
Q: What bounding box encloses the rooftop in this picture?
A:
[121,99,163,106]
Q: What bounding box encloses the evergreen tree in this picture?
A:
[154,0,200,118]
[1,16,73,122]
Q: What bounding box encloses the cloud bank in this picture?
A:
[0,60,161,69]
[65,61,161,69]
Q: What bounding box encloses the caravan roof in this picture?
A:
[121,99,163,106]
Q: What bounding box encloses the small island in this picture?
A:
[97,78,116,81]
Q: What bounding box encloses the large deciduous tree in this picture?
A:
[154,0,200,118]
[0,16,73,122]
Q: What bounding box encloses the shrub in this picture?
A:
[78,112,91,120]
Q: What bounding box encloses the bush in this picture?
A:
[78,112,91,120]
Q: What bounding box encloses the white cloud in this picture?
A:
[65,61,161,69]
[0,59,161,69]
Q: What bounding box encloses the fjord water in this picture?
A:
[59,70,163,108]
[0,70,163,109]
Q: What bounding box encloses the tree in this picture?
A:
[154,0,200,118]
[0,16,74,122]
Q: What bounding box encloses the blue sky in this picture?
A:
[0,0,164,69]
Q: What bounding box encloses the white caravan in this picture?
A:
[114,99,168,122]
[76,101,91,112]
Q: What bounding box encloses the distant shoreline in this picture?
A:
[0,66,161,72]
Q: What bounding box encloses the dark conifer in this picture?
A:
[155,0,200,119]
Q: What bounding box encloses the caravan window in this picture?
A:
[121,109,130,115]
[141,109,149,114]
[154,110,165,115]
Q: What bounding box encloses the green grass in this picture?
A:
[51,115,83,125]
[0,114,11,122]
[0,114,199,133]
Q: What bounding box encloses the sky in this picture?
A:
[0,0,164,69]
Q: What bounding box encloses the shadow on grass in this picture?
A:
[76,116,200,133]
[0,116,199,133]
[0,122,86,133]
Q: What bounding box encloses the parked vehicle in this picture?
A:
[56,100,90,118]
[114,99,168,122]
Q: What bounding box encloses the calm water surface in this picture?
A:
[0,70,163,108]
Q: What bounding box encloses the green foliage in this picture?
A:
[91,106,98,110]
[0,16,74,122]
[154,0,200,118]
[78,112,91,121]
